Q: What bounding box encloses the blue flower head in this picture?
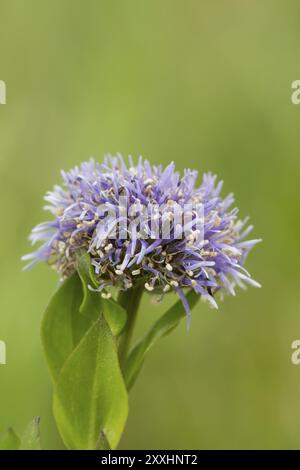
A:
[23,155,261,323]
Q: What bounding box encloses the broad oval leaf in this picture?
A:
[124,291,199,389]
[53,315,128,450]
[41,273,94,383]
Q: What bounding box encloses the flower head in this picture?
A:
[23,155,261,321]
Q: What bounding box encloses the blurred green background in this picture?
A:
[0,0,300,450]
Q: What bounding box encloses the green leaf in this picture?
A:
[102,298,127,337]
[41,273,95,383]
[53,315,128,450]
[19,417,41,450]
[0,427,20,450]
[124,290,200,389]
[76,251,98,315]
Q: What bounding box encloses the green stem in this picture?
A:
[118,286,143,369]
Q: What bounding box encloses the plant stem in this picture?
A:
[118,286,143,369]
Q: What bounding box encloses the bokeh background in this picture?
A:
[0,0,300,450]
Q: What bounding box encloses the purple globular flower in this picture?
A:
[23,155,261,323]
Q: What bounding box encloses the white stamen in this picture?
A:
[101,292,112,299]
[166,263,173,271]
[167,199,175,206]
[145,282,154,291]
[200,249,217,257]
[129,167,137,176]
[206,268,216,276]
[214,215,222,227]
[132,269,141,276]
